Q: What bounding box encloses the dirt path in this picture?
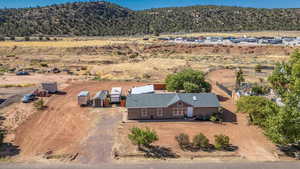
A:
[78,108,123,164]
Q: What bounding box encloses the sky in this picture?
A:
[0,0,300,10]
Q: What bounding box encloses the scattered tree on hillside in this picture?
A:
[2,2,300,36]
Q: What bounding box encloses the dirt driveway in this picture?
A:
[78,108,123,164]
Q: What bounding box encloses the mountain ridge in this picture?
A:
[1,1,300,36]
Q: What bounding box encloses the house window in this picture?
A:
[141,108,148,117]
[157,108,163,117]
[172,107,185,116]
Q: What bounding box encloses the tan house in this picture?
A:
[126,93,220,120]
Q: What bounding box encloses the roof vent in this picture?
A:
[193,96,197,101]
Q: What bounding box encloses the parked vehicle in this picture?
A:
[22,94,35,103]
[16,71,30,76]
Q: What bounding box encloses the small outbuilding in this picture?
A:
[110,87,122,103]
[78,91,90,106]
[41,82,58,93]
[93,90,109,107]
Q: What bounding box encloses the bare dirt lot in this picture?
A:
[0,81,146,162]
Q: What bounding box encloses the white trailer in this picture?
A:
[110,87,122,103]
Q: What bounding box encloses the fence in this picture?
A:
[216,82,233,96]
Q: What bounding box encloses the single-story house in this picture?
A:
[126,93,220,120]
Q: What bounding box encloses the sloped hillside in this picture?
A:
[1,1,300,36]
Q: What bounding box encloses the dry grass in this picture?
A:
[0,83,35,88]
[0,38,151,48]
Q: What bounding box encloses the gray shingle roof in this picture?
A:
[126,93,220,108]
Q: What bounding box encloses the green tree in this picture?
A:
[265,105,300,144]
[128,127,158,148]
[235,68,245,89]
[236,96,279,127]
[214,134,230,150]
[175,133,190,150]
[165,69,211,92]
[251,83,269,96]
[193,133,209,149]
[183,82,200,93]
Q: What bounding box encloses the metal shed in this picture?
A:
[78,91,90,106]
[41,82,58,93]
[93,90,109,107]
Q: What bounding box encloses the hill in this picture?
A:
[1,1,300,36]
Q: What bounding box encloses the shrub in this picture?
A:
[175,133,190,150]
[34,98,45,110]
[193,133,209,149]
[24,36,30,41]
[214,134,230,150]
[255,64,262,73]
[210,115,217,122]
[128,127,158,148]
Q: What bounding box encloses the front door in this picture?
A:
[187,107,193,118]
